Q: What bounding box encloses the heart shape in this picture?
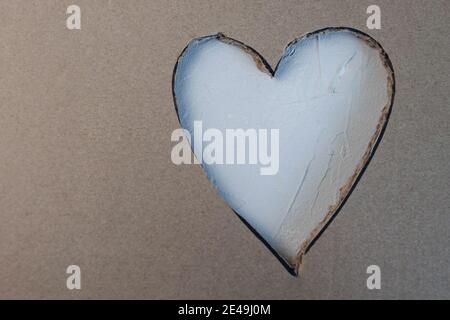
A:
[172,27,395,275]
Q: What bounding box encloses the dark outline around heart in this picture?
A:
[172,27,395,276]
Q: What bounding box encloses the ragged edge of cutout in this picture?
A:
[171,27,395,276]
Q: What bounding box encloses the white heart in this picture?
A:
[173,28,394,274]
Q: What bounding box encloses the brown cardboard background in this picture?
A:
[0,0,448,299]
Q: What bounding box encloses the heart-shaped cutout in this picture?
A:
[172,27,395,275]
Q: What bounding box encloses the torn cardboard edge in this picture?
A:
[171,27,395,276]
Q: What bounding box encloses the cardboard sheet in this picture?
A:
[0,0,448,299]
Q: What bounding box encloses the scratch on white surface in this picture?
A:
[330,51,357,93]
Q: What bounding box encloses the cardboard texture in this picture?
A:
[0,0,448,299]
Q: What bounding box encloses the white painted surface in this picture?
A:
[174,29,391,263]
